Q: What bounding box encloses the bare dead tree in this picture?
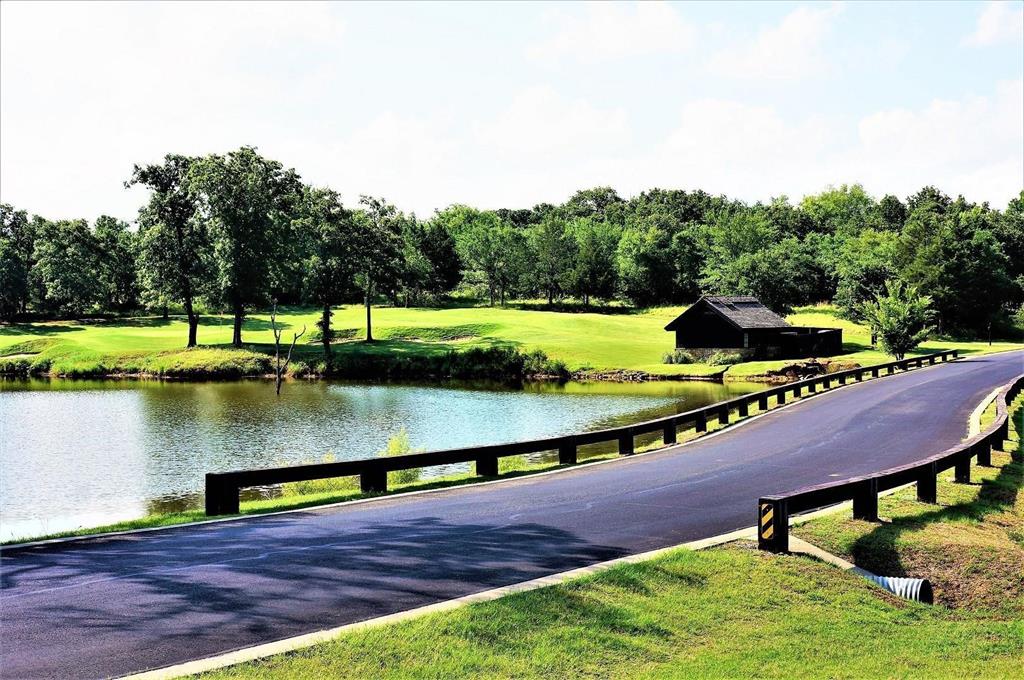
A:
[270,302,306,396]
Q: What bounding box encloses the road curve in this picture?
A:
[2,350,1022,679]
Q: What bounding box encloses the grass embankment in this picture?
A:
[1,303,1020,380]
[195,402,1024,680]
[794,395,1024,614]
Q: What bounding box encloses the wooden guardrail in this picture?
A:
[757,370,1022,553]
[205,350,959,516]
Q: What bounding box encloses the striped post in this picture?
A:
[758,498,788,553]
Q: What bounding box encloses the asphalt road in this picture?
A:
[2,350,1022,679]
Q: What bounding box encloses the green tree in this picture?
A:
[530,216,575,304]
[859,280,936,359]
[897,201,1012,334]
[877,194,908,229]
[615,224,674,306]
[189,147,302,347]
[31,219,102,317]
[800,184,878,237]
[417,220,462,297]
[129,154,209,347]
[296,186,355,358]
[452,209,525,306]
[699,211,813,312]
[834,229,898,320]
[906,186,952,215]
[93,215,139,313]
[562,186,625,223]
[0,204,32,318]
[354,196,403,340]
[567,218,617,306]
[993,191,1024,308]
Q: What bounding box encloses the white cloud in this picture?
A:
[963,1,1024,47]
[641,99,835,199]
[708,3,844,79]
[846,79,1024,202]
[527,1,695,64]
[472,86,630,157]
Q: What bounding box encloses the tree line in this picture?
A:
[2,146,1022,353]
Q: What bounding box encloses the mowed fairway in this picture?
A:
[0,304,1020,378]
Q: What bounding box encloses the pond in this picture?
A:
[0,377,761,542]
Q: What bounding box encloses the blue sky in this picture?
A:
[1,1,1021,221]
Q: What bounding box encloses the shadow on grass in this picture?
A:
[849,438,1022,578]
[0,323,83,336]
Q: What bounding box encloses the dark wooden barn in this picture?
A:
[664,296,842,359]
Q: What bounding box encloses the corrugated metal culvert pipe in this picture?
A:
[863,574,933,604]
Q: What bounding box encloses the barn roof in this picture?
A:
[664,296,791,331]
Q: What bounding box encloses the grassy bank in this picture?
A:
[195,402,1024,680]
[794,395,1024,613]
[1,303,1020,381]
[198,546,1023,679]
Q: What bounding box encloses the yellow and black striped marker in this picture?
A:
[760,503,774,541]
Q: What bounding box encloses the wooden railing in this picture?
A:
[205,350,959,515]
[757,369,1022,553]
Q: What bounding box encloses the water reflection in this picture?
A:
[0,377,759,541]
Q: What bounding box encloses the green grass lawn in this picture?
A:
[0,303,1019,379]
[197,403,1024,680]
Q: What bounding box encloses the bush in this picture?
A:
[383,428,422,485]
[325,346,569,381]
[662,348,744,365]
[662,349,692,364]
[708,351,745,366]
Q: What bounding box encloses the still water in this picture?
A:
[0,378,760,541]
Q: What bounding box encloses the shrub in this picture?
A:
[662,349,692,364]
[383,428,422,485]
[708,351,745,366]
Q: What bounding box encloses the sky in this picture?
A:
[1,0,1022,222]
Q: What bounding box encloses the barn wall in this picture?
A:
[674,308,744,348]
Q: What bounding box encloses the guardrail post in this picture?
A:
[823,377,831,390]
[998,418,1011,452]
[718,405,729,425]
[777,389,786,405]
[758,497,788,553]
[205,474,239,516]
[838,374,847,385]
[738,400,749,418]
[887,365,895,375]
[695,413,707,433]
[916,462,938,503]
[852,478,879,521]
[976,438,992,467]
[808,380,817,394]
[559,441,577,465]
[793,384,802,398]
[758,394,769,411]
[618,431,634,455]
[477,454,499,477]
[954,455,971,484]
[855,370,863,382]
[663,423,677,445]
[928,356,936,365]
[361,469,387,493]
[872,367,880,378]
